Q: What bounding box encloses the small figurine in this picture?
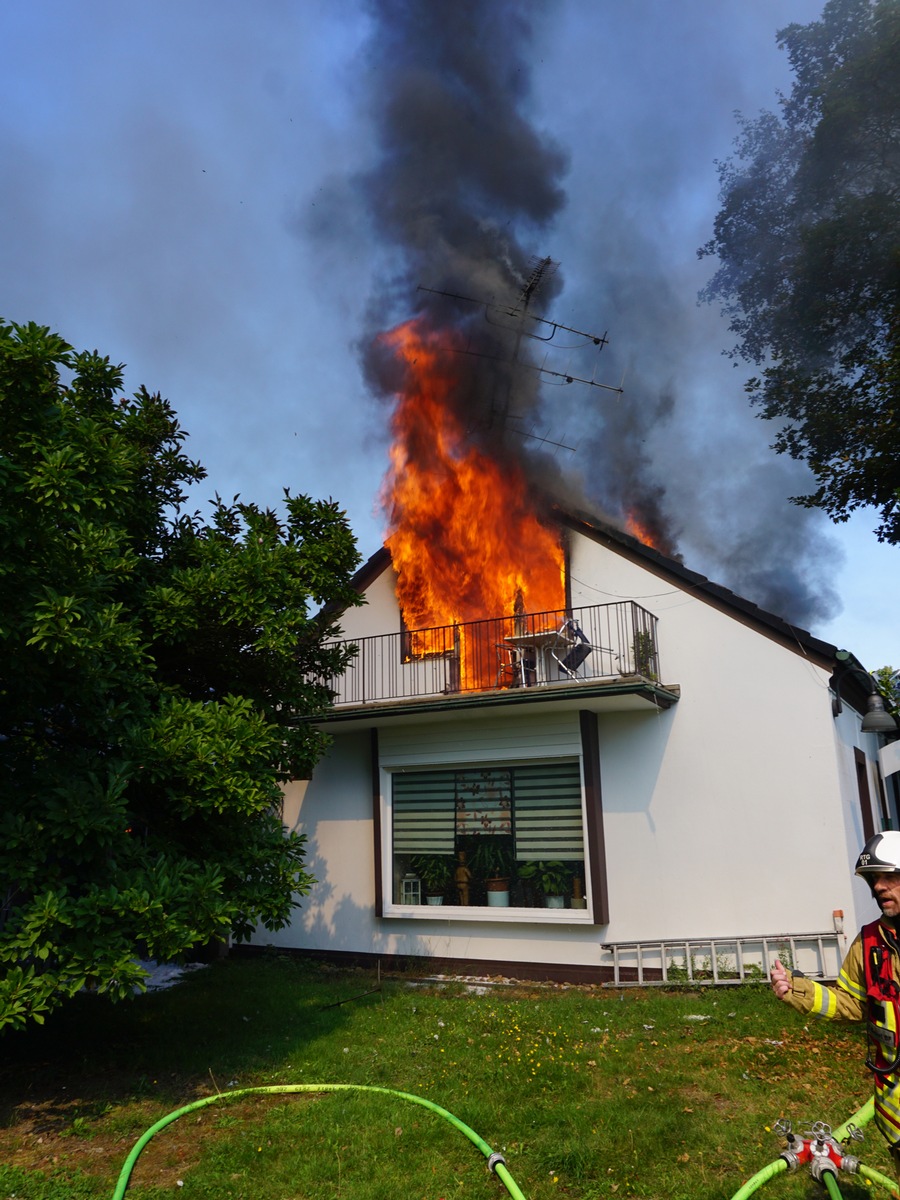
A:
[455,849,472,906]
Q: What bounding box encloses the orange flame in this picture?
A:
[379,317,564,650]
[625,509,668,554]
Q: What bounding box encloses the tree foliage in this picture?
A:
[0,320,362,1030]
[700,0,900,542]
[873,665,900,719]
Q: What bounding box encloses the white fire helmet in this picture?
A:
[855,832,900,878]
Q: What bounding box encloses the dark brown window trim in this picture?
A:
[876,767,891,830]
[854,746,875,843]
[580,709,609,924]
[372,728,384,917]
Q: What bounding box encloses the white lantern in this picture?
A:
[401,874,421,905]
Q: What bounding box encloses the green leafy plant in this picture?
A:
[777,943,795,972]
[873,665,900,725]
[631,630,658,679]
[665,957,691,983]
[518,860,570,897]
[409,854,453,894]
[467,837,515,881]
[65,1116,93,1140]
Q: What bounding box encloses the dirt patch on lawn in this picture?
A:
[0,1088,312,1190]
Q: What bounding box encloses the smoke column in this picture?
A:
[356,0,842,630]
[357,0,577,481]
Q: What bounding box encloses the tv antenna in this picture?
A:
[417,255,624,453]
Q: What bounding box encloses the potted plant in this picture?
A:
[409,853,453,904]
[631,630,658,680]
[468,837,515,906]
[518,860,570,907]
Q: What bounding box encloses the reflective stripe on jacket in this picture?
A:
[783,924,900,1145]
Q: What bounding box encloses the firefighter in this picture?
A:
[771,830,900,1169]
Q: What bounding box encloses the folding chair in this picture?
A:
[496,643,536,688]
[551,618,593,679]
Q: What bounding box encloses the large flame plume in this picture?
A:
[379,318,565,638]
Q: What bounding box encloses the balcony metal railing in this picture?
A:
[322,601,660,707]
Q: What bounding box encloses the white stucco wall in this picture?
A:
[334,565,398,640]
[255,530,886,970]
[570,532,884,941]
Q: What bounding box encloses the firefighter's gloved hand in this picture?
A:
[771,957,792,999]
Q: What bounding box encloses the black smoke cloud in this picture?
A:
[357,0,576,466]
[541,105,844,627]
[359,0,566,298]
[355,0,842,630]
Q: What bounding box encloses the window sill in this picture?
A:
[383,904,595,924]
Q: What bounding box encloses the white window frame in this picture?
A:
[380,756,595,924]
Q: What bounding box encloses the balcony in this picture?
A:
[322,601,664,708]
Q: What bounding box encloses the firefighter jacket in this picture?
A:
[782,921,900,1144]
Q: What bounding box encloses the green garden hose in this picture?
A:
[859,1166,900,1195]
[859,1164,900,1194]
[111,1083,527,1200]
[833,1099,899,1195]
[822,1170,844,1200]
[728,1097,886,1200]
[831,1096,874,1141]
[729,1157,788,1199]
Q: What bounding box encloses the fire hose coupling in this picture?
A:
[779,1145,806,1171]
[773,1118,806,1170]
[775,1118,852,1175]
[809,1154,838,1182]
[487,1151,507,1173]
[805,1122,848,1180]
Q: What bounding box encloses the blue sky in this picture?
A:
[1,0,897,671]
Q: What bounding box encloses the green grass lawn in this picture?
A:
[0,954,891,1200]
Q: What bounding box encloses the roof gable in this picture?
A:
[557,506,838,670]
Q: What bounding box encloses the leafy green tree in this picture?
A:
[700,0,900,542]
[0,320,362,1031]
[873,665,900,720]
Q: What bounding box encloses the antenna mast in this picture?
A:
[417,256,623,453]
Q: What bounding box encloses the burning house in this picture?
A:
[248,318,894,983]
[249,2,895,981]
